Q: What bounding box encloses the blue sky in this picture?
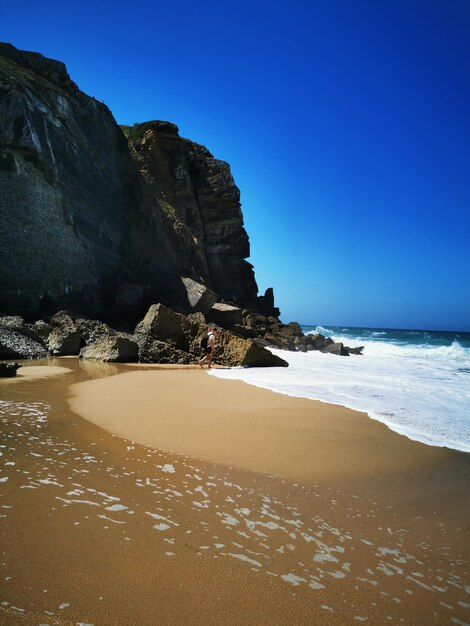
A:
[2,0,469,330]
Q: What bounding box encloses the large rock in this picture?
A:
[180,277,218,314]
[0,328,48,359]
[263,333,296,351]
[75,318,116,346]
[135,303,192,351]
[80,336,138,362]
[0,315,46,345]
[321,341,350,356]
[34,320,52,340]
[206,303,243,329]
[303,333,334,351]
[215,333,288,368]
[134,335,194,364]
[0,362,20,377]
[48,310,81,355]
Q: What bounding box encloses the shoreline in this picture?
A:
[68,363,470,517]
[1,359,469,625]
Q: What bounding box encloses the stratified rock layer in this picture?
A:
[0,43,261,321]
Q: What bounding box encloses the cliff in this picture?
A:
[0,43,271,322]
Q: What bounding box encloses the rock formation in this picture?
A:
[0,42,269,323]
[0,43,361,364]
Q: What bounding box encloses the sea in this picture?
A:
[210,326,470,453]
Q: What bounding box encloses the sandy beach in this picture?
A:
[1,358,469,625]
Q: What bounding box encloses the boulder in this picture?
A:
[263,333,296,351]
[48,328,81,355]
[76,318,116,346]
[286,321,303,337]
[240,342,289,367]
[181,277,218,314]
[215,332,288,368]
[134,334,194,364]
[345,345,364,355]
[0,329,48,359]
[135,303,192,351]
[304,333,334,351]
[34,320,52,340]
[0,315,46,345]
[321,341,350,356]
[80,336,139,362]
[48,310,82,355]
[0,362,20,377]
[50,310,86,325]
[0,315,26,330]
[206,303,243,329]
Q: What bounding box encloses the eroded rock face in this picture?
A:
[123,121,259,308]
[134,335,194,365]
[47,311,81,355]
[0,329,48,359]
[0,43,266,321]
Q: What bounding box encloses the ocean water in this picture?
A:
[210,326,470,453]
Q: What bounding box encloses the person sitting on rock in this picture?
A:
[199,328,217,368]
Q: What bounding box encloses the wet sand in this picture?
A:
[1,358,469,625]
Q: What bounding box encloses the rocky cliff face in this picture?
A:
[0,43,267,322]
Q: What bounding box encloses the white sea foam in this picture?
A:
[209,332,470,452]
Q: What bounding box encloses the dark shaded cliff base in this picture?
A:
[0,359,469,625]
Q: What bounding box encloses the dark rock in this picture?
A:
[244,313,268,329]
[256,287,280,318]
[76,318,116,346]
[304,333,335,351]
[135,303,192,351]
[286,322,303,337]
[0,329,48,359]
[0,43,279,321]
[134,334,193,364]
[206,303,243,329]
[345,345,364,355]
[50,310,86,325]
[80,336,138,362]
[34,320,52,339]
[240,342,289,368]
[48,328,81,355]
[263,333,296,351]
[252,338,273,348]
[321,342,350,356]
[0,315,26,330]
[0,315,46,345]
[48,310,82,355]
[230,324,256,339]
[215,332,288,368]
[0,362,20,377]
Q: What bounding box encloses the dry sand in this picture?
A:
[1,359,469,625]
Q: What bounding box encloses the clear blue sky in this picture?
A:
[2,0,469,330]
